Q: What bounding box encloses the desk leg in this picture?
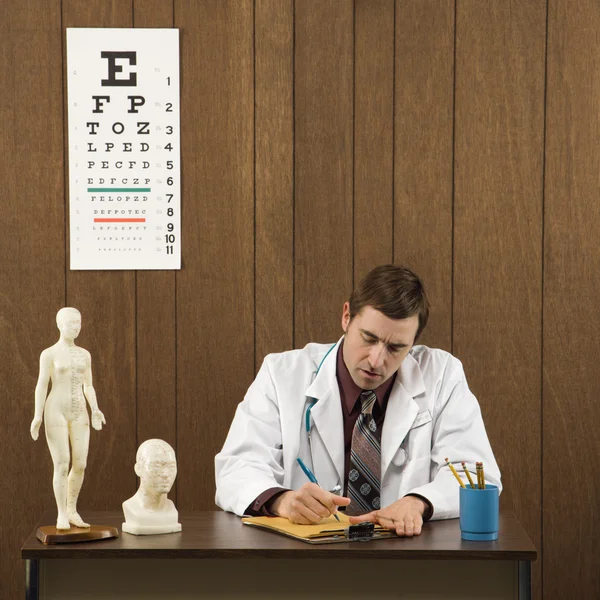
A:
[25,559,39,600]
[518,560,531,600]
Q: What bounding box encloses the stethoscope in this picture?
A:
[302,342,410,491]
[303,343,342,494]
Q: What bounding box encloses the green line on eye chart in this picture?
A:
[87,188,151,192]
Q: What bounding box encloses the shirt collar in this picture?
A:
[336,338,397,415]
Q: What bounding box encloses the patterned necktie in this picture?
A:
[346,390,381,515]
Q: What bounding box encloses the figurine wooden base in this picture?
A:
[36,524,119,545]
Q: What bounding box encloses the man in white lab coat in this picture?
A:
[215,265,501,536]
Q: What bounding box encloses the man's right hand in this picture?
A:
[269,483,351,524]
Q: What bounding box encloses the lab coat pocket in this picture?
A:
[411,410,433,430]
[391,410,433,467]
[267,445,285,485]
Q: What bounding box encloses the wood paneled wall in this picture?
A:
[1,1,598,598]
[545,0,600,594]
[454,0,546,595]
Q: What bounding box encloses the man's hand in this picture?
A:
[269,483,351,524]
[348,495,427,537]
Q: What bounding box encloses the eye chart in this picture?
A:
[67,28,180,270]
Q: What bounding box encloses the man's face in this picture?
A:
[341,303,419,390]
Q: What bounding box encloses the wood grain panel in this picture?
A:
[353,0,394,284]
[255,0,293,368]
[454,1,545,598]
[134,0,172,26]
[175,0,254,510]
[544,1,600,598]
[0,2,64,597]
[133,0,177,506]
[62,0,138,513]
[394,0,454,351]
[295,0,353,346]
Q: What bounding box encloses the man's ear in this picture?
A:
[341,302,351,333]
[134,462,142,478]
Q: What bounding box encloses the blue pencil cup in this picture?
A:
[459,484,499,541]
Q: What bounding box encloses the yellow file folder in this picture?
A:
[242,513,396,544]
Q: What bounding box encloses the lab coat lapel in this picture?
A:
[304,339,345,486]
[381,352,426,482]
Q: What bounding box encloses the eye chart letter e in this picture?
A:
[67,28,181,270]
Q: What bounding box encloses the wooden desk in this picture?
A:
[22,510,536,600]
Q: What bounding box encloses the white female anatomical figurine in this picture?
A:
[30,307,106,531]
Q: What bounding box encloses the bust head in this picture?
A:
[56,307,81,340]
[122,439,181,535]
[134,439,177,496]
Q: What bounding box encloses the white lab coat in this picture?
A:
[215,338,501,520]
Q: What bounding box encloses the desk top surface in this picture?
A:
[22,510,537,561]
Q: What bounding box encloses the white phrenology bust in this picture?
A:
[122,439,182,535]
[30,307,106,531]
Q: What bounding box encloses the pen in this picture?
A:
[444,457,466,488]
[461,461,476,489]
[296,457,340,521]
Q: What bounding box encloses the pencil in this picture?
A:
[476,462,486,489]
[445,457,466,488]
[461,461,476,489]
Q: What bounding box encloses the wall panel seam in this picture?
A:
[135,273,138,459]
[174,0,178,506]
[174,0,177,508]
[253,0,257,372]
[540,0,550,596]
[352,0,356,286]
[391,0,396,265]
[174,271,178,500]
[61,0,67,305]
[292,0,296,348]
[451,0,457,355]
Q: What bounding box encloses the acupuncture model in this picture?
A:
[30,307,106,531]
[122,439,182,535]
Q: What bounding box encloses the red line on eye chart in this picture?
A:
[94,218,146,223]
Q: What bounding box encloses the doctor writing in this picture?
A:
[215,265,501,536]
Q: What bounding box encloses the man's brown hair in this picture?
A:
[348,264,430,342]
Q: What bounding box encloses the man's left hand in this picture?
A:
[347,495,427,537]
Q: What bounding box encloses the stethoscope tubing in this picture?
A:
[304,343,340,493]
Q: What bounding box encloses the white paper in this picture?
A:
[67,28,181,270]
